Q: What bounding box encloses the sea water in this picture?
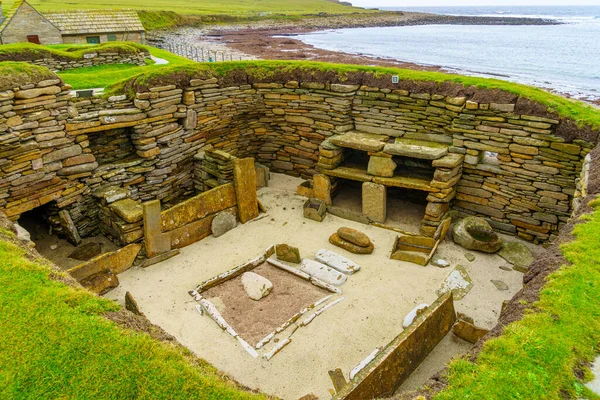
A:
[295,6,600,101]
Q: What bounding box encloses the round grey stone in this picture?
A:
[211,211,237,238]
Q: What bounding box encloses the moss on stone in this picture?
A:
[0,61,59,91]
[0,42,147,63]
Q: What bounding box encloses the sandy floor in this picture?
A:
[105,173,539,399]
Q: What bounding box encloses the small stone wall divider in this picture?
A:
[332,293,456,400]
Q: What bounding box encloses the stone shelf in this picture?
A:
[383,138,449,160]
[323,164,436,192]
[372,175,438,193]
[329,131,390,152]
[323,166,373,182]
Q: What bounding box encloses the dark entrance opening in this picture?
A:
[18,202,55,246]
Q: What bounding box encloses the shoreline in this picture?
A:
[147,12,600,106]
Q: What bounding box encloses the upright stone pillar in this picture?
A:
[362,182,386,223]
[233,158,259,224]
[313,174,332,206]
[143,200,171,258]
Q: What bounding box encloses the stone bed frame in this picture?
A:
[189,245,344,360]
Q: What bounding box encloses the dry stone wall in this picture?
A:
[0,66,597,245]
[27,51,149,71]
[0,50,149,72]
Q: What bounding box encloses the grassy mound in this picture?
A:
[0,226,266,399]
[436,198,600,399]
[0,62,58,91]
[0,42,148,62]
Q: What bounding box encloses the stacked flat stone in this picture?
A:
[94,188,144,246]
[9,50,150,72]
[0,78,82,237]
[195,149,237,192]
[257,82,357,179]
[329,227,374,254]
[0,69,595,248]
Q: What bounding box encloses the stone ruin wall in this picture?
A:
[0,68,596,248]
[0,50,150,72]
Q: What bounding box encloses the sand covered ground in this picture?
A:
[105,173,539,399]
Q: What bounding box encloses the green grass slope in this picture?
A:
[0,228,266,400]
[436,199,600,400]
[0,42,147,61]
[1,0,368,16]
[57,46,194,90]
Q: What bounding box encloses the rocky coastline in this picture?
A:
[147,11,600,106]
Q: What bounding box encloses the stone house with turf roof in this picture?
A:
[0,0,145,45]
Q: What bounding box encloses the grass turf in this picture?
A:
[0,62,58,91]
[0,42,147,61]
[56,46,193,90]
[0,0,369,16]
[435,199,600,400]
[0,229,267,400]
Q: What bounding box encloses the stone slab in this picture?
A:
[330,233,374,254]
[362,182,386,223]
[300,259,348,286]
[143,200,171,258]
[59,209,81,246]
[315,249,361,275]
[68,242,102,261]
[233,157,259,224]
[109,199,143,223]
[372,174,435,192]
[329,131,389,152]
[432,153,464,168]
[332,293,456,399]
[453,319,489,344]
[80,270,119,295]
[313,174,332,206]
[161,184,236,232]
[211,210,237,238]
[276,244,302,264]
[169,215,214,250]
[384,138,449,160]
[436,265,473,300]
[368,156,396,177]
[68,243,142,281]
[323,166,373,182]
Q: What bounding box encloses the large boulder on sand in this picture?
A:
[241,272,273,301]
[453,216,502,253]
